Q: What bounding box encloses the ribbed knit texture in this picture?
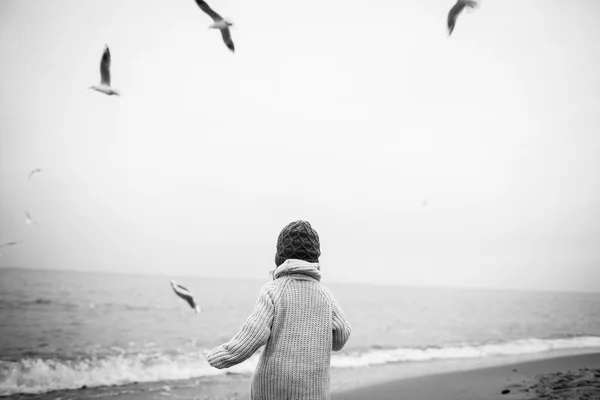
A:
[205,259,351,400]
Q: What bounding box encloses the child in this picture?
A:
[206,220,352,400]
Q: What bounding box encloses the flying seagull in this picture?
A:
[25,211,40,226]
[29,168,43,179]
[447,0,479,36]
[170,280,201,313]
[0,241,22,248]
[0,241,22,256]
[89,45,120,96]
[193,0,235,52]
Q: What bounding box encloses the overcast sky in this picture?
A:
[0,0,599,292]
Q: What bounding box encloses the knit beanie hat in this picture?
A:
[275,220,321,267]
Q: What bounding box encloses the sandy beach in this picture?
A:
[334,352,600,400]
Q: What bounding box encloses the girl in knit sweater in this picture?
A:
[206,220,352,400]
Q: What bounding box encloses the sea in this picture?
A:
[1,267,600,397]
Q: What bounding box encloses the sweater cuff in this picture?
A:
[205,346,230,369]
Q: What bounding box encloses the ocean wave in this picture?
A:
[0,352,231,396]
[0,298,163,312]
[0,298,52,307]
[1,335,599,396]
[331,335,600,368]
[0,298,78,310]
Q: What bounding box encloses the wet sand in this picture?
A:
[334,352,600,400]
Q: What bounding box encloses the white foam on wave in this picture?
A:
[0,352,250,396]
[1,336,599,396]
[331,336,600,368]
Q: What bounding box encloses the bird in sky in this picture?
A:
[447,0,479,36]
[25,211,41,226]
[193,0,235,52]
[0,241,22,248]
[89,45,120,96]
[170,280,202,313]
[0,241,22,256]
[29,168,43,179]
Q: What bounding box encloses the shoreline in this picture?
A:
[4,350,600,400]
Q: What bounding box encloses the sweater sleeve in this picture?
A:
[331,296,351,351]
[205,282,275,369]
[321,286,351,351]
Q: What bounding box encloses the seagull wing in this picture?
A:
[29,168,42,179]
[448,0,480,34]
[220,28,235,52]
[170,281,200,311]
[447,0,467,35]
[170,280,190,293]
[193,0,224,22]
[25,211,40,226]
[185,295,199,310]
[100,46,111,86]
[464,0,480,9]
[0,241,22,248]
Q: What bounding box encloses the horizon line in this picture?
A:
[1,265,598,295]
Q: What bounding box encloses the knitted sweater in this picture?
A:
[205,259,352,400]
